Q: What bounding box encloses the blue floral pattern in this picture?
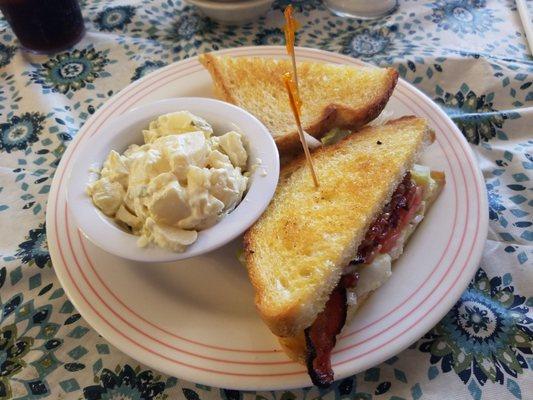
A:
[0,42,16,68]
[94,6,136,32]
[322,24,418,65]
[0,112,46,152]
[15,224,51,269]
[434,85,507,144]
[27,46,111,94]
[0,0,531,399]
[426,0,503,37]
[0,323,34,398]
[344,28,391,59]
[83,365,171,400]
[131,60,166,82]
[486,182,506,222]
[167,9,217,42]
[0,275,70,399]
[419,269,532,391]
[254,28,285,46]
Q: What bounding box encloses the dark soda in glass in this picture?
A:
[0,0,85,53]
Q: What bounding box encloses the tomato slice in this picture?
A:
[353,173,422,265]
[380,186,423,254]
[380,230,402,254]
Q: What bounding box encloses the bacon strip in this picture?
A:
[305,174,421,386]
[305,284,347,387]
[305,273,358,387]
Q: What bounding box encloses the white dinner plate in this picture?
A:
[47,46,488,390]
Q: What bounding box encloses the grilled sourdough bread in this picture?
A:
[277,168,445,363]
[199,53,398,154]
[243,116,444,373]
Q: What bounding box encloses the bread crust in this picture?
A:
[275,68,398,155]
[279,115,434,179]
[199,53,399,156]
[199,53,238,105]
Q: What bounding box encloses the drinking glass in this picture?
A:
[0,0,85,53]
[323,0,398,20]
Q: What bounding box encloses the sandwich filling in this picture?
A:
[305,166,439,387]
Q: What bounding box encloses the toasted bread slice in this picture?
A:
[243,116,435,338]
[278,170,445,363]
[199,54,398,154]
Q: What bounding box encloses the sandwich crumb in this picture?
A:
[377,141,382,145]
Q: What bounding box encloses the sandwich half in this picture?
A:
[243,116,445,386]
[199,54,398,155]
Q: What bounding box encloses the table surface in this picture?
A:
[0,1,531,399]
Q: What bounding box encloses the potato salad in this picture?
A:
[87,111,248,252]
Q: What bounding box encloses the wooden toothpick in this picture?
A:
[283,6,319,187]
[282,72,319,187]
[284,5,300,94]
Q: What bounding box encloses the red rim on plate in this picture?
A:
[47,46,487,390]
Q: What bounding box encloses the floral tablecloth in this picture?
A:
[0,0,532,399]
